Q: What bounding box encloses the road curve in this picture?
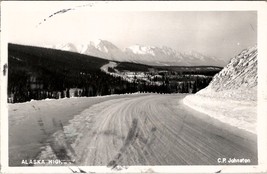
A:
[42,94,257,166]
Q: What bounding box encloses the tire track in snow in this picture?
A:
[39,94,257,165]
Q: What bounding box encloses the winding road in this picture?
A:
[47,94,257,166]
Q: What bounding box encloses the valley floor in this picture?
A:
[8,93,257,166]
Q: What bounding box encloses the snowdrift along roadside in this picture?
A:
[183,93,257,134]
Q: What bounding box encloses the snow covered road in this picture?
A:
[8,94,148,166]
[36,94,257,166]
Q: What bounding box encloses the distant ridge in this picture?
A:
[45,39,226,67]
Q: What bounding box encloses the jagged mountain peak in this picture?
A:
[93,39,118,49]
[126,45,157,56]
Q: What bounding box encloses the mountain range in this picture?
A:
[45,39,226,67]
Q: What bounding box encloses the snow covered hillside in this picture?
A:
[45,39,226,66]
[183,45,257,134]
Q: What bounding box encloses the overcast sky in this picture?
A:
[3,2,257,61]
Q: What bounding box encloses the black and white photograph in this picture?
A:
[1,1,267,173]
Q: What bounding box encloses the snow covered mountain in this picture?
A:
[45,39,226,66]
[47,40,127,62]
[125,45,223,66]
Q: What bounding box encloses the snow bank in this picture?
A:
[183,93,257,134]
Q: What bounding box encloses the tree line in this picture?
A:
[8,43,215,103]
